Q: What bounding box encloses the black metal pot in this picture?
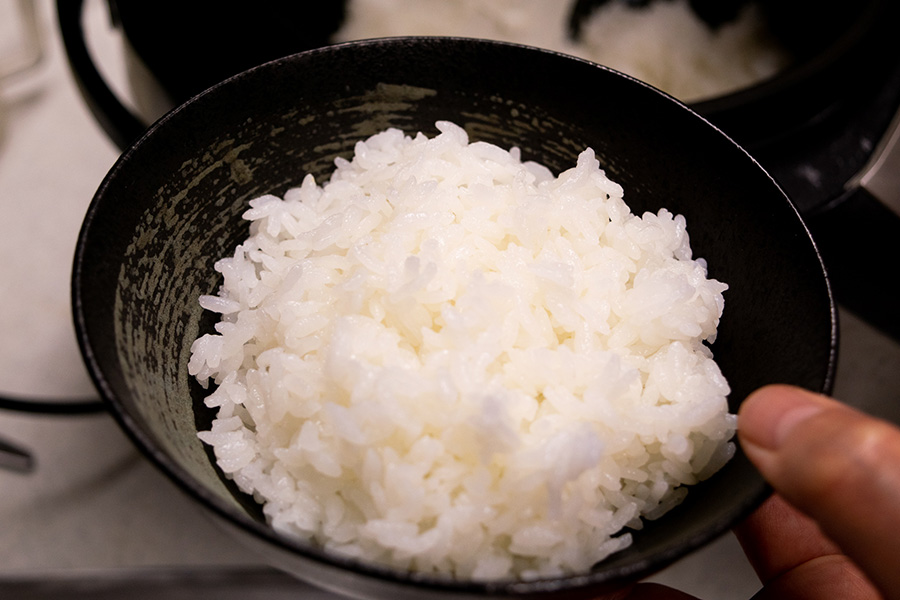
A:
[72,37,835,599]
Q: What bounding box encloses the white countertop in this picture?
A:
[2,2,899,598]
[0,0,273,575]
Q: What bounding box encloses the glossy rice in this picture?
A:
[189,121,735,580]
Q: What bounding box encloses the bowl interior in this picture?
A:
[73,38,836,598]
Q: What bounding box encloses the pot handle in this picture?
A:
[851,106,900,217]
[815,106,900,342]
[806,103,900,342]
[56,0,146,151]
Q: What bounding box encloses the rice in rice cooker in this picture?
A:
[333,0,790,103]
[189,121,735,580]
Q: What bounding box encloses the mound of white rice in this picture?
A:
[189,121,734,580]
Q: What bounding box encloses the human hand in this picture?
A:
[604,384,900,599]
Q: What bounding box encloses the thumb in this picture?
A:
[738,384,900,597]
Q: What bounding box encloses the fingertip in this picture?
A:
[738,386,900,596]
[738,384,831,452]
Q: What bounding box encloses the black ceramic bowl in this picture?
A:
[72,38,836,599]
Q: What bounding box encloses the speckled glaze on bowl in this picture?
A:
[72,37,836,599]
